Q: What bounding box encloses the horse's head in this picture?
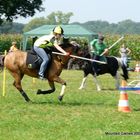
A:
[70,41,82,56]
[60,38,82,56]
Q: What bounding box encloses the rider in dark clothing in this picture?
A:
[90,34,109,75]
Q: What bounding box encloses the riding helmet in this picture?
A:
[53,26,64,35]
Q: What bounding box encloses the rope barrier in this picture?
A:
[119,87,140,91]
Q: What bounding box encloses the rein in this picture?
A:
[53,42,84,65]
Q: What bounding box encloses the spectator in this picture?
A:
[119,43,131,67]
[9,41,18,52]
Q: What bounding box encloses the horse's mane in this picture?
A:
[60,38,71,49]
[59,38,80,56]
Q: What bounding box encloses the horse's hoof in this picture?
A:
[97,89,101,91]
[37,89,42,94]
[27,100,32,103]
[25,98,31,102]
[79,87,84,90]
[58,96,63,101]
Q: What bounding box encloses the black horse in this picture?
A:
[79,52,128,91]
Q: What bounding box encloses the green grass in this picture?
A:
[0,70,140,140]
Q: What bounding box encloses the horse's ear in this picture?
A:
[70,41,80,49]
[63,37,70,44]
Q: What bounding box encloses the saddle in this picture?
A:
[26,48,52,70]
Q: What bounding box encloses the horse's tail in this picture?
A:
[116,57,129,80]
[0,55,5,72]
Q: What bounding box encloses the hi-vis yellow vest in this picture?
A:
[39,40,53,48]
[39,37,63,48]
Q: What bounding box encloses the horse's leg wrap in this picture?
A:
[20,90,30,102]
[58,83,66,101]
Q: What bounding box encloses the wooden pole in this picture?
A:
[52,52,106,64]
[100,36,124,56]
[2,50,7,96]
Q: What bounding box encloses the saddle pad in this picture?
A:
[26,50,42,69]
[26,51,38,65]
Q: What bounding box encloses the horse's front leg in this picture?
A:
[79,76,87,89]
[53,76,67,101]
[37,81,55,94]
[79,72,89,89]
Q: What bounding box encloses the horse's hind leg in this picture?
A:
[12,72,30,102]
[79,76,87,89]
[79,72,88,89]
[37,81,55,94]
[93,75,101,91]
[113,71,120,89]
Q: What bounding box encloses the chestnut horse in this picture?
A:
[0,42,80,102]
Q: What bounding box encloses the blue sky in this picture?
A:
[14,0,140,24]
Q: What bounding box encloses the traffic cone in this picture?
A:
[118,80,131,112]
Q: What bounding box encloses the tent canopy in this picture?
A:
[23,24,97,50]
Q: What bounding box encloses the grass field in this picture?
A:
[0,70,140,140]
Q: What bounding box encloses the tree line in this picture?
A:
[0,19,140,35]
[0,1,140,35]
[81,19,140,35]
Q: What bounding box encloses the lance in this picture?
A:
[100,36,124,56]
[52,52,106,64]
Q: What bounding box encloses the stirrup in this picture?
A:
[38,75,46,80]
[94,73,98,76]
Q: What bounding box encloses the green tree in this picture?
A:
[23,17,47,32]
[0,0,44,24]
[46,12,57,24]
[0,21,24,33]
[55,11,73,24]
[45,11,73,24]
[82,19,140,35]
[23,11,74,32]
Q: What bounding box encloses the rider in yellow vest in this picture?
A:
[33,26,69,80]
